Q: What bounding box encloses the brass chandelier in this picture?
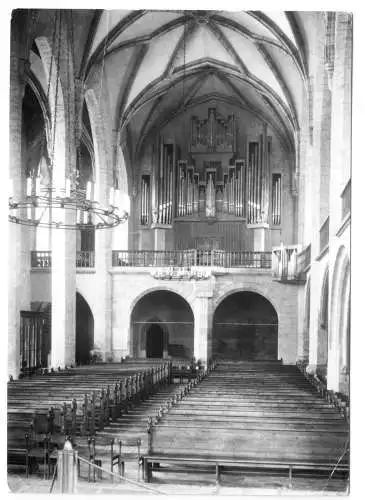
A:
[8,10,128,230]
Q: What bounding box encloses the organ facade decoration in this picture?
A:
[137,108,281,251]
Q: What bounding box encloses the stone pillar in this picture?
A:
[51,212,76,369]
[51,17,77,369]
[308,260,321,372]
[84,87,115,361]
[8,14,31,379]
[193,278,214,366]
[327,13,352,392]
[94,228,112,360]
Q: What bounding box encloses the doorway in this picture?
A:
[146,323,164,358]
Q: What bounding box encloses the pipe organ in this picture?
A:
[139,110,278,242]
[247,137,270,225]
[157,143,174,225]
[140,174,150,225]
[177,161,200,217]
[272,173,281,225]
[191,107,236,153]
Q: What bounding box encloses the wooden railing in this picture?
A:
[297,244,311,274]
[112,250,272,269]
[76,251,95,268]
[341,180,351,220]
[319,217,329,253]
[272,244,311,282]
[31,251,52,268]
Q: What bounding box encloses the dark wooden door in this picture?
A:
[146,324,164,358]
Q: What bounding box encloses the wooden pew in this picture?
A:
[7,362,172,475]
[140,362,349,486]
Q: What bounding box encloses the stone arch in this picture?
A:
[75,291,94,365]
[34,36,66,189]
[84,88,112,205]
[329,245,350,392]
[214,286,279,318]
[112,146,130,250]
[317,266,329,378]
[213,290,279,361]
[129,286,194,321]
[303,275,311,361]
[130,289,195,359]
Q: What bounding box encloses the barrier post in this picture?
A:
[55,439,78,493]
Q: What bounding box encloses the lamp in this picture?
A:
[8,10,128,230]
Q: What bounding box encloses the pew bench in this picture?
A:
[142,454,349,487]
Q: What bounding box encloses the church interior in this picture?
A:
[7,8,352,494]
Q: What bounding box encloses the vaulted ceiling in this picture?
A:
[29,10,311,160]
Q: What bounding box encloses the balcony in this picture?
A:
[272,244,311,284]
[76,251,95,268]
[31,251,52,268]
[31,251,95,269]
[112,250,272,269]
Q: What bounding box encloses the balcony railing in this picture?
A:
[112,250,272,269]
[31,251,52,268]
[297,244,311,274]
[76,251,95,268]
[341,180,351,220]
[272,244,311,282]
[319,217,329,254]
[31,251,95,268]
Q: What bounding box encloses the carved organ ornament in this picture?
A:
[191,108,236,153]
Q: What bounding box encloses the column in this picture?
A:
[308,260,321,372]
[327,13,352,392]
[193,279,214,366]
[94,228,113,360]
[8,14,31,379]
[51,20,77,368]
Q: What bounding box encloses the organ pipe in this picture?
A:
[272,173,281,225]
[193,174,199,214]
[223,174,228,213]
[140,175,150,225]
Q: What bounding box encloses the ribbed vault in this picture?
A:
[27,9,313,172]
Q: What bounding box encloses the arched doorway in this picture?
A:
[146,323,165,358]
[329,246,350,393]
[317,268,329,378]
[76,293,94,364]
[302,277,311,361]
[131,290,194,359]
[213,291,278,361]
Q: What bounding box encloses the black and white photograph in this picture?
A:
[5,2,358,496]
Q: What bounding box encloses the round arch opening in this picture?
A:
[130,290,194,360]
[76,292,94,365]
[213,291,278,361]
[317,269,329,378]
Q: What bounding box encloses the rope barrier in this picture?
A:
[77,455,166,495]
[321,438,349,491]
[49,461,58,493]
